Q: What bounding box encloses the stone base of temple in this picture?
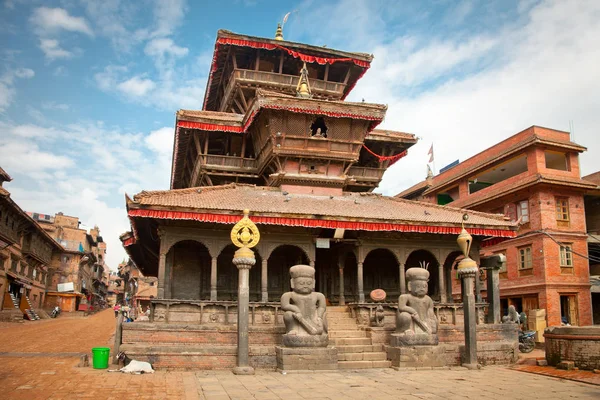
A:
[390,333,439,346]
[275,346,338,372]
[388,345,448,368]
[282,333,328,347]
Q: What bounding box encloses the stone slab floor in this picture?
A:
[0,309,598,399]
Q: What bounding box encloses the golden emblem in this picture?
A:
[230,209,260,249]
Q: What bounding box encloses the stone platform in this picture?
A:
[276,346,338,372]
[388,345,448,368]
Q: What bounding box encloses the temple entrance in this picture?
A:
[170,240,211,300]
[443,251,463,303]
[267,245,309,302]
[363,249,399,301]
[405,250,440,301]
[315,247,336,304]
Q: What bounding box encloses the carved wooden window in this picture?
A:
[518,247,532,270]
[517,200,529,223]
[560,244,573,267]
[555,197,569,227]
[310,117,328,138]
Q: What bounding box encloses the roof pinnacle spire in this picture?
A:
[296,62,312,98]
[275,23,284,41]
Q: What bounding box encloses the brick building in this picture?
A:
[582,171,600,323]
[28,213,110,312]
[0,167,64,320]
[397,126,595,326]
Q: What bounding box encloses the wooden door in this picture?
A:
[523,295,539,314]
[568,295,579,326]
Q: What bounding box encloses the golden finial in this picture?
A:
[296,62,312,98]
[275,23,284,41]
[231,209,260,252]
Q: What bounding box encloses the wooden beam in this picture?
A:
[238,88,248,110]
[232,48,237,69]
[193,132,202,156]
[343,67,351,85]
[279,51,284,74]
[255,49,260,71]
[234,97,244,114]
[241,134,247,160]
[324,64,329,82]
[205,174,213,186]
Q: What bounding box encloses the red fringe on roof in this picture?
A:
[128,209,516,238]
[215,37,371,69]
[177,120,244,133]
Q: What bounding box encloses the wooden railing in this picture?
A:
[221,69,347,111]
[203,154,258,171]
[347,166,385,180]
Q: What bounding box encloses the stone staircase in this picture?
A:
[24,296,41,320]
[327,306,391,369]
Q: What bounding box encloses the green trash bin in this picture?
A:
[91,347,110,369]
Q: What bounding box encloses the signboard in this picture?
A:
[316,238,330,249]
[57,282,75,292]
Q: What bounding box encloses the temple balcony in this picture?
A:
[347,166,385,181]
[190,154,260,186]
[21,232,52,265]
[219,69,347,113]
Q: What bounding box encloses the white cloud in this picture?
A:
[0,67,36,112]
[319,0,600,195]
[39,39,73,60]
[145,127,174,156]
[0,141,74,173]
[152,0,187,38]
[42,101,69,111]
[30,7,94,37]
[0,119,174,269]
[144,38,189,59]
[14,68,34,78]
[117,76,156,97]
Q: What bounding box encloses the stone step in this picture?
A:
[328,324,359,330]
[336,344,384,353]
[326,316,355,322]
[338,352,387,361]
[338,360,392,369]
[328,330,366,338]
[331,337,371,346]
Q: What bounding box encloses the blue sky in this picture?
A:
[1,0,599,270]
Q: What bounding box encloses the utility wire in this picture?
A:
[516,229,600,263]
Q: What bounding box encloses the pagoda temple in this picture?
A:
[120,28,518,369]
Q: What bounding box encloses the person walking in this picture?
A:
[113,303,121,317]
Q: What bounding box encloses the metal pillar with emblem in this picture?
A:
[230,209,260,375]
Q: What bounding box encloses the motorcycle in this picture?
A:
[50,306,61,318]
[518,330,536,353]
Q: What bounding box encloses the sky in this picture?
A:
[1,0,599,271]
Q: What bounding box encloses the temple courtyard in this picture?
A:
[0,309,598,400]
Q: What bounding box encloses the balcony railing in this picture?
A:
[347,166,385,180]
[221,69,347,111]
[203,155,258,171]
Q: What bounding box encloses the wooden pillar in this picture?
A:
[261,259,268,303]
[438,261,447,303]
[165,251,173,299]
[210,256,217,301]
[338,260,345,306]
[399,263,406,295]
[357,262,365,303]
[157,253,166,299]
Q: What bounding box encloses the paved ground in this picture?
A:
[0,309,598,400]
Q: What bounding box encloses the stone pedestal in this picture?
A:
[276,346,338,372]
[388,345,448,369]
[282,333,328,347]
[390,333,439,346]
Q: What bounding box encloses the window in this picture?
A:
[560,244,573,267]
[517,200,529,223]
[32,269,37,279]
[310,117,327,137]
[519,247,532,270]
[556,198,569,221]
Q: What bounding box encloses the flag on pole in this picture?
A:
[428,144,434,163]
[282,12,291,27]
